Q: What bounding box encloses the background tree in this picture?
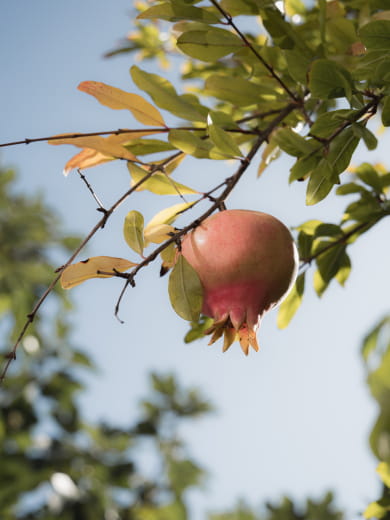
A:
[2,0,390,517]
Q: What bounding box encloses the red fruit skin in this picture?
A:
[181,209,298,354]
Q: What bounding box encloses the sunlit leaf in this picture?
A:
[138,2,220,24]
[277,273,305,329]
[205,74,277,106]
[78,81,166,126]
[168,255,203,321]
[146,202,195,231]
[61,257,136,289]
[176,27,243,62]
[128,163,198,195]
[306,159,337,205]
[63,148,113,176]
[49,135,137,165]
[144,224,175,246]
[273,128,315,157]
[207,113,242,159]
[60,131,165,175]
[168,129,214,158]
[131,66,206,122]
[123,210,144,255]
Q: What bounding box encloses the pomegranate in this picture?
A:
[181,209,298,355]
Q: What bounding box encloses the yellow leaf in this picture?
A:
[49,135,137,165]
[60,130,166,175]
[60,256,137,289]
[78,81,166,127]
[144,223,175,246]
[63,148,113,176]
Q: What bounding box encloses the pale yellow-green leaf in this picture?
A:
[161,243,177,270]
[207,113,242,159]
[123,210,145,255]
[364,501,387,519]
[168,255,203,321]
[144,223,175,246]
[78,81,166,127]
[277,273,305,329]
[377,462,390,487]
[61,256,136,289]
[129,163,198,195]
[145,202,195,230]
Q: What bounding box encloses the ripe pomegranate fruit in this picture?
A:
[181,209,298,355]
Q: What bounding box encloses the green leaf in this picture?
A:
[327,127,359,175]
[306,159,337,205]
[168,255,203,321]
[381,96,390,127]
[220,0,262,16]
[273,128,315,157]
[359,20,390,51]
[284,49,312,84]
[184,315,214,343]
[336,182,368,196]
[168,128,215,159]
[123,210,145,255]
[309,59,353,100]
[354,163,382,192]
[351,123,378,151]
[176,27,243,62]
[310,109,358,138]
[205,74,278,106]
[131,66,206,122]
[260,5,312,55]
[128,163,198,195]
[289,154,320,183]
[124,138,176,156]
[207,114,242,159]
[138,2,220,24]
[277,273,305,329]
[313,242,348,296]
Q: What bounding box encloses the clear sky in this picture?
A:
[1,2,389,518]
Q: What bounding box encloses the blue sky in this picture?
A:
[1,2,389,517]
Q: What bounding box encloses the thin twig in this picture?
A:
[77,169,106,210]
[0,155,179,383]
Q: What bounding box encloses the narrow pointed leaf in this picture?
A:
[168,255,203,321]
[207,114,242,159]
[123,210,144,255]
[131,66,206,122]
[128,163,198,195]
[177,27,243,62]
[306,160,337,205]
[78,81,166,126]
[61,257,136,289]
[144,224,175,246]
[146,202,194,231]
[277,273,305,329]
